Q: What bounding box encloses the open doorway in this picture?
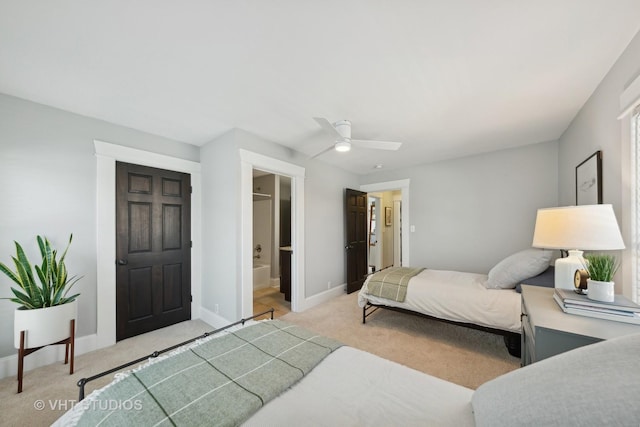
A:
[367,190,402,272]
[240,149,305,320]
[360,179,410,268]
[252,169,291,318]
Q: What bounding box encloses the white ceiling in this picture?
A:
[1,1,639,175]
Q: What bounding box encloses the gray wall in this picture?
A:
[558,30,640,209]
[0,94,358,357]
[303,159,360,296]
[200,129,360,321]
[360,141,559,274]
[0,91,562,361]
[557,29,640,296]
[3,24,637,358]
[200,131,241,319]
[0,94,199,358]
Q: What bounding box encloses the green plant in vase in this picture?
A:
[583,253,619,302]
[0,234,82,393]
[0,234,81,309]
[583,253,619,283]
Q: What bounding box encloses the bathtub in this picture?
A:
[253,263,271,290]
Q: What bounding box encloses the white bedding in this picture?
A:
[358,268,522,333]
[56,321,474,426]
[244,346,474,427]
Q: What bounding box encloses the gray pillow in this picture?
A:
[472,333,640,426]
[485,249,552,289]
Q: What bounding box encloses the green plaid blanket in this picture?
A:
[67,320,342,427]
[363,267,425,302]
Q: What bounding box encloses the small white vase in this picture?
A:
[14,300,77,349]
[587,279,615,303]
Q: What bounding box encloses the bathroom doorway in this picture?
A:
[252,169,291,317]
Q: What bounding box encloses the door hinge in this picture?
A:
[190,240,193,248]
[190,186,193,194]
[190,295,193,302]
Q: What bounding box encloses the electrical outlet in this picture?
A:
[327,281,332,289]
[214,304,219,314]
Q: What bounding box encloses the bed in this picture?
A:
[54,312,640,426]
[358,249,555,355]
[55,315,475,427]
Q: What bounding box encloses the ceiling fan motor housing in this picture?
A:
[333,120,352,140]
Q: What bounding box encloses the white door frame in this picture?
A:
[393,198,402,266]
[360,179,410,266]
[94,140,202,349]
[239,150,305,316]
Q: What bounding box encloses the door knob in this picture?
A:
[345,244,353,250]
[116,259,128,265]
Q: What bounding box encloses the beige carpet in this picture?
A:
[0,319,215,427]
[0,291,519,426]
[280,291,519,389]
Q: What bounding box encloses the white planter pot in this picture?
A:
[14,300,77,349]
[587,279,615,303]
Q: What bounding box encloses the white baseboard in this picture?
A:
[0,333,98,381]
[197,306,231,329]
[297,284,345,312]
[0,306,247,381]
[0,291,346,381]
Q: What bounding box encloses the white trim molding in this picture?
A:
[619,75,640,302]
[619,73,640,119]
[297,285,345,312]
[94,140,202,348]
[239,149,305,316]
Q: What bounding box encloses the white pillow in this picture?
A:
[485,249,552,289]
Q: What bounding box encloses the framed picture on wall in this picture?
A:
[385,206,392,226]
[575,150,602,205]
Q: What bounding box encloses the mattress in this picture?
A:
[358,268,522,333]
[243,346,474,426]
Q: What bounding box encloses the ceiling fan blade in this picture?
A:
[313,117,341,138]
[310,145,335,159]
[351,139,402,151]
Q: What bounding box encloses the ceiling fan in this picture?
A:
[311,117,402,158]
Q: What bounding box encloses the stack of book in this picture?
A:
[553,288,640,325]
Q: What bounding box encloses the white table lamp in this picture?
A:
[531,205,625,290]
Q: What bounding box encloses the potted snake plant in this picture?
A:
[583,253,618,303]
[0,234,81,349]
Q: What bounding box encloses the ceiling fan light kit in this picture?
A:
[334,140,351,152]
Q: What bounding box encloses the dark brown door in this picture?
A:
[345,188,368,293]
[116,162,191,341]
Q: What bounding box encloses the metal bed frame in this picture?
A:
[76,309,275,401]
[362,301,521,358]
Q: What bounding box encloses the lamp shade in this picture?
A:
[532,204,625,250]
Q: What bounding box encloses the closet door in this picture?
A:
[115,161,191,341]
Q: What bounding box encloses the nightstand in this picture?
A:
[520,285,640,366]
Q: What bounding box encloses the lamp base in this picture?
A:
[554,250,585,290]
